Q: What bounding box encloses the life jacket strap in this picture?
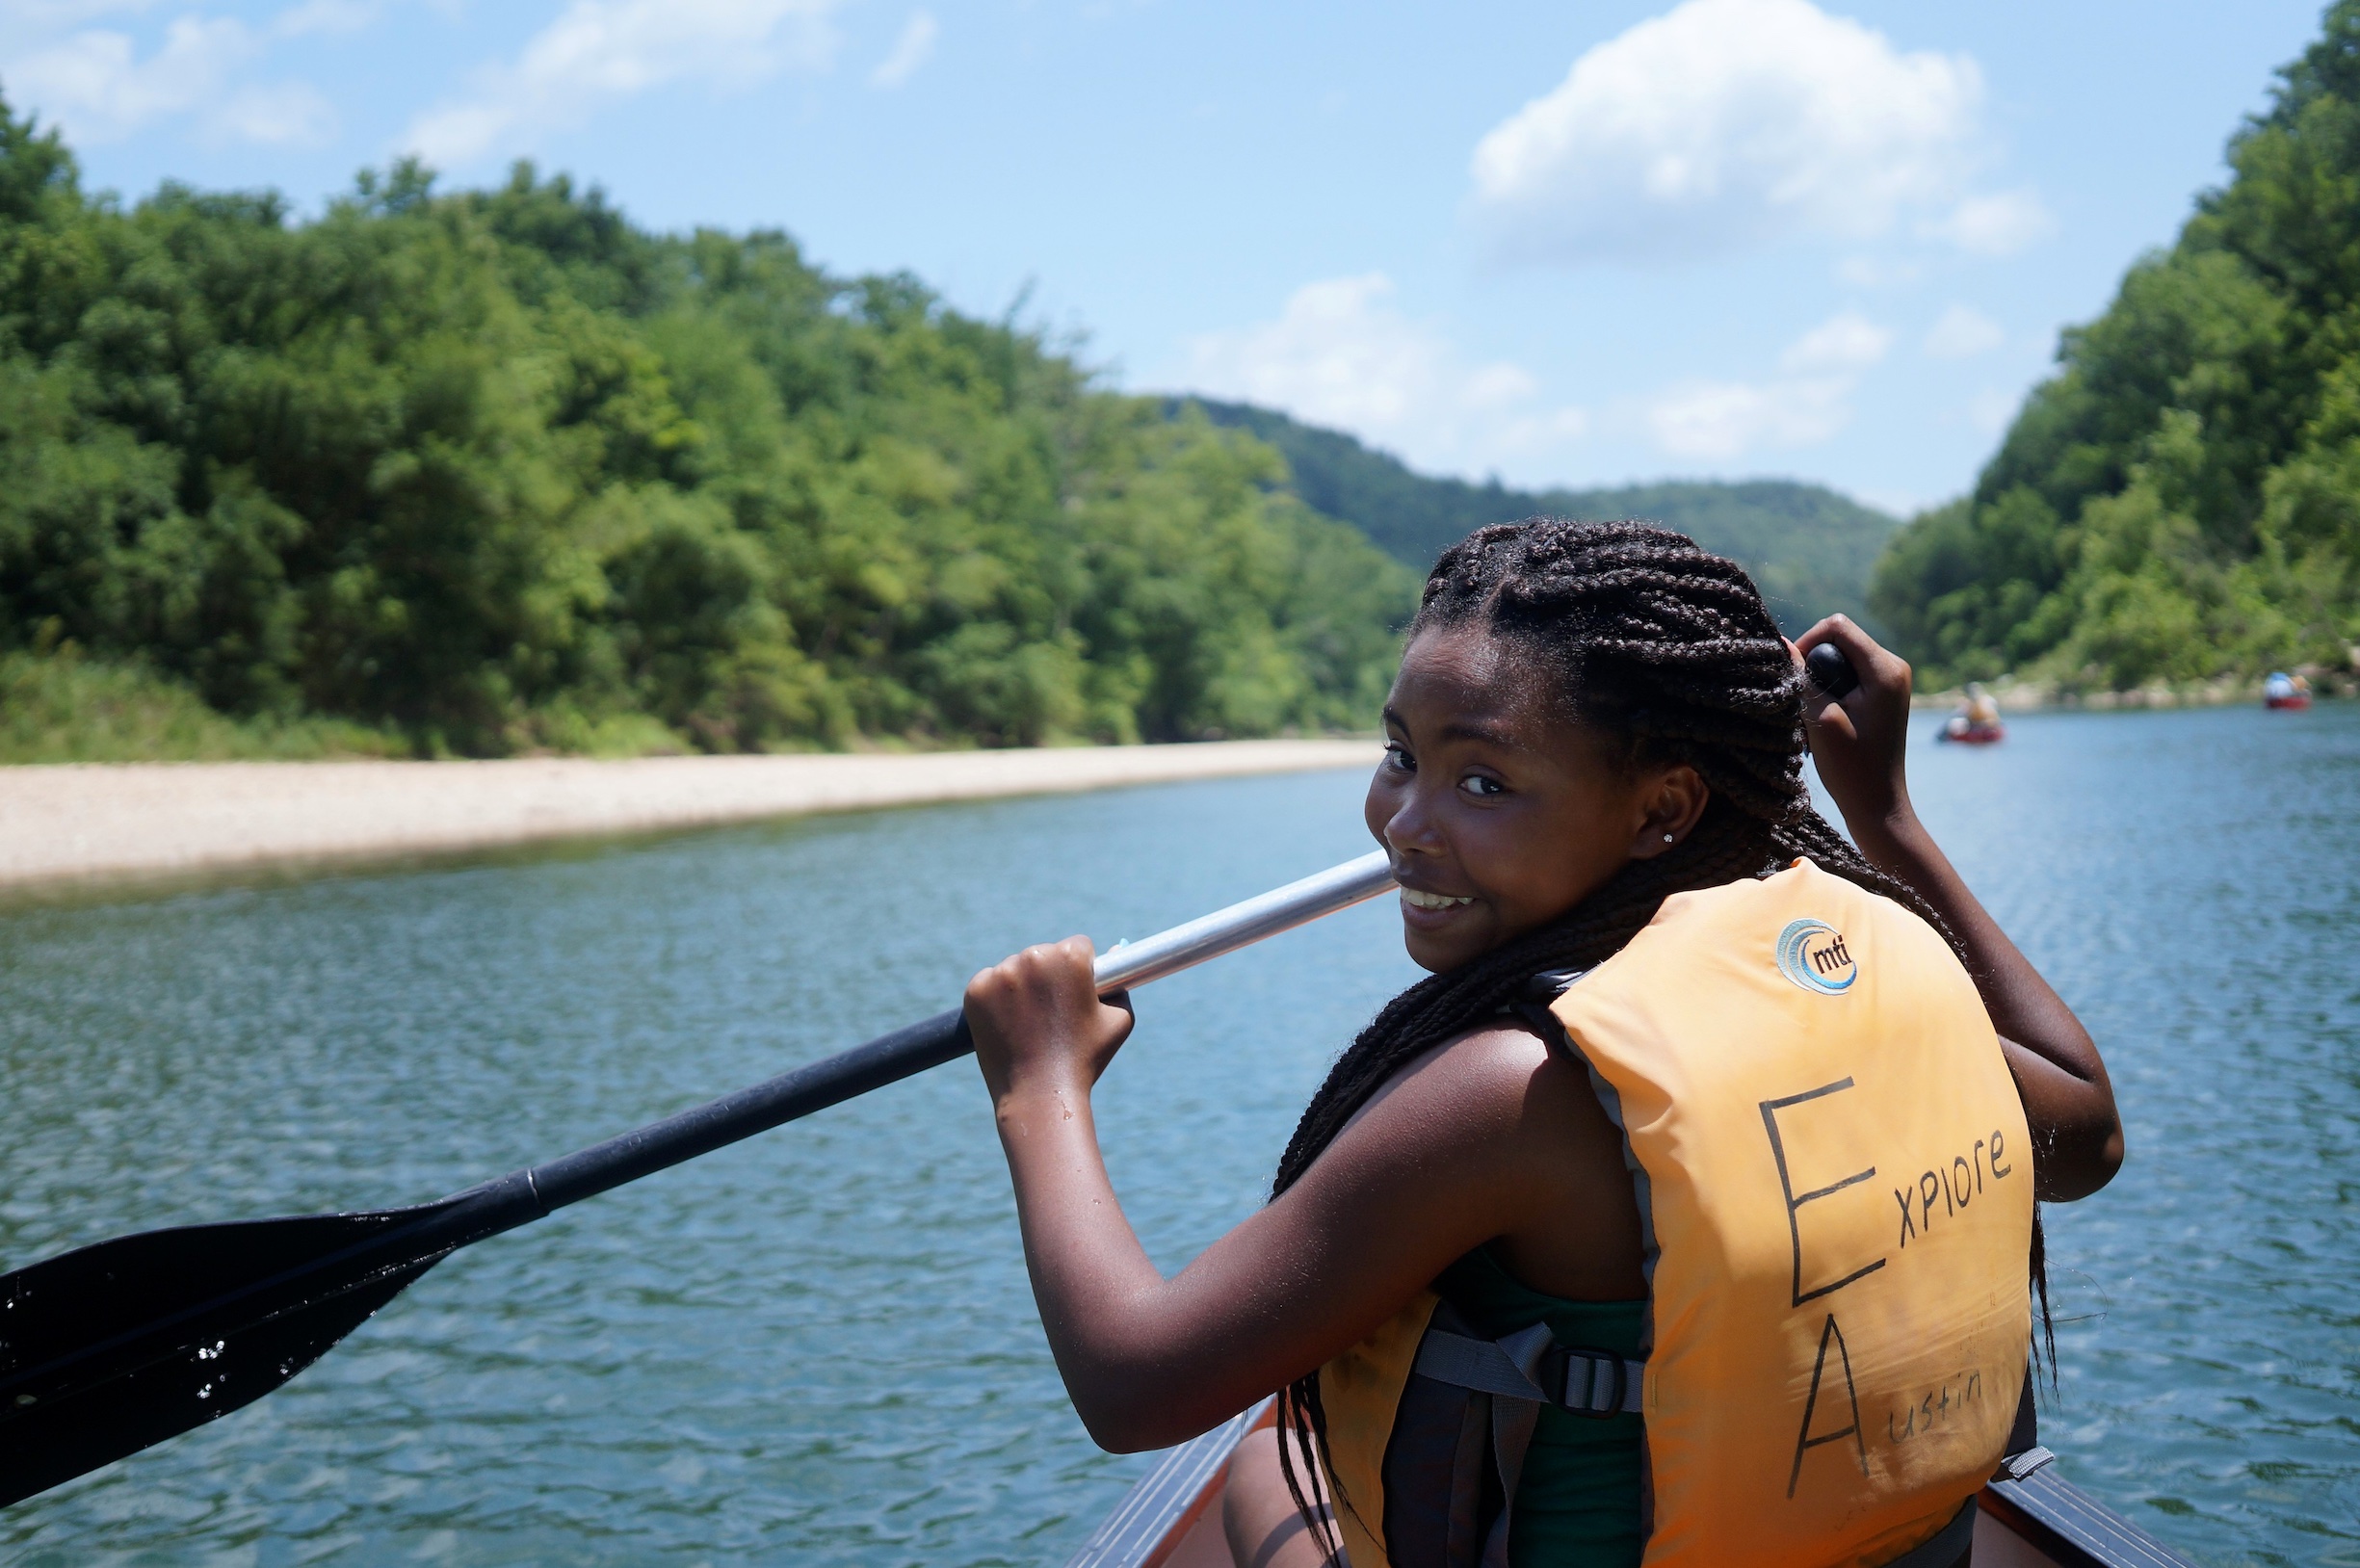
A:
[1412,1326,1645,1417]
[1503,970,1588,1062]
[1403,1316,1646,1568]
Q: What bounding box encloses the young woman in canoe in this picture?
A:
[964,521,2122,1568]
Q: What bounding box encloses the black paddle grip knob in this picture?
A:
[1805,642,1859,700]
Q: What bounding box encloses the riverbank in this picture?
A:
[0,740,1381,894]
[1917,668,2354,713]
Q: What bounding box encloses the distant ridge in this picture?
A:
[1169,397,1900,636]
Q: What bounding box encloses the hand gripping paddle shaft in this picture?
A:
[0,850,1397,1507]
[1804,640,1860,699]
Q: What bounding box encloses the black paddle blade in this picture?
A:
[0,1205,458,1506]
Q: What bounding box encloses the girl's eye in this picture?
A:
[1460,773,1506,798]
[1383,743,1414,772]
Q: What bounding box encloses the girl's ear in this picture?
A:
[1630,765,1710,860]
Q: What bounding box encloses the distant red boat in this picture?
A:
[1940,684,2006,744]
[2265,672,2312,710]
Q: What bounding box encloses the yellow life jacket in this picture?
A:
[1317,860,2032,1568]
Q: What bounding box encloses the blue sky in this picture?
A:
[0,0,2330,514]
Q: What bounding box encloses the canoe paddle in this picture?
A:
[0,849,1397,1507]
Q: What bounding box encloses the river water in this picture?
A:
[0,706,2353,1566]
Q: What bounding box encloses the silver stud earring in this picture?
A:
[1663,832,1675,844]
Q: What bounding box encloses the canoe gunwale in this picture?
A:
[1062,1417,2201,1568]
[1063,1400,1273,1568]
[1981,1449,2197,1568]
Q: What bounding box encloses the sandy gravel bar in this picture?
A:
[0,740,1380,893]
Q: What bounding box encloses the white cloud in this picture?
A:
[1182,274,1588,476]
[1835,254,1923,288]
[273,0,380,37]
[1780,310,1890,373]
[1648,377,1851,460]
[869,10,935,89]
[1924,303,2005,359]
[1645,311,1885,459]
[1924,189,2053,257]
[2,9,350,145]
[1849,486,1923,519]
[405,0,843,166]
[1967,387,2019,434]
[215,79,337,144]
[1468,0,2032,265]
[0,2,156,37]
[9,16,250,143]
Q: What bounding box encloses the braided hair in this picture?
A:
[1269,519,2048,1557]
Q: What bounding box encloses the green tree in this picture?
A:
[0,92,1416,759]
[1870,3,2360,689]
[1173,397,1901,635]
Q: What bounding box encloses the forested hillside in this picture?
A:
[1871,3,2360,690]
[1175,398,1899,634]
[0,100,1413,760]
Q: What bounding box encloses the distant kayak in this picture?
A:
[1940,715,2007,745]
[2264,671,2313,710]
[1941,683,2006,744]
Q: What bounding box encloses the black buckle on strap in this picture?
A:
[1544,1346,1630,1419]
[1521,968,1587,1002]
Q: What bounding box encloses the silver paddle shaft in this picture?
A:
[513,847,1400,1218]
[1092,849,1397,993]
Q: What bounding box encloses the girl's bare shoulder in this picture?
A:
[1336,1020,1584,1156]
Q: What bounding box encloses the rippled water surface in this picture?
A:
[1899,706,2360,1567]
[1,710,2354,1565]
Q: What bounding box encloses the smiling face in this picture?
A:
[1366,623,1710,973]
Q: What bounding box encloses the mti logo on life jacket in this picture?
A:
[1776,919,1856,995]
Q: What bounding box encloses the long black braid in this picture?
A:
[1269,520,2051,1559]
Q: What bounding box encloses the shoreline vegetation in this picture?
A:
[13,5,2360,774]
[0,738,1379,895]
[1168,398,1901,637]
[0,98,1414,765]
[1870,6,2360,699]
[1913,673,2349,713]
[0,77,2005,784]
[0,94,1911,771]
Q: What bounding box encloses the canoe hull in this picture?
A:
[1064,1402,2197,1568]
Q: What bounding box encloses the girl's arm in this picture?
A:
[1796,617,2124,1202]
[963,937,1602,1451]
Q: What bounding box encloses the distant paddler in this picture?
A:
[1940,681,2006,744]
[2264,670,2313,710]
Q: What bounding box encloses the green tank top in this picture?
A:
[1432,1246,1645,1568]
